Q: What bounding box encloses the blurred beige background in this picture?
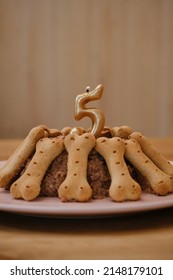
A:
[0,0,173,138]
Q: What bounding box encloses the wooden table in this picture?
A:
[0,138,173,260]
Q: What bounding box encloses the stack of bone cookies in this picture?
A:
[0,85,173,202]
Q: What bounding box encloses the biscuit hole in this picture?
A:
[156,169,158,171]
[26,185,30,189]
[101,139,106,143]
[118,185,122,188]
[121,173,125,176]
[74,173,77,176]
[159,181,164,184]
[40,151,43,153]
[14,183,17,186]
[27,173,31,176]
[76,148,80,151]
[85,136,89,139]
[34,162,37,164]
[113,150,116,153]
[137,150,140,153]
[70,136,75,140]
[75,160,79,163]
[145,160,149,163]
[117,139,121,141]
[132,185,136,188]
[64,186,68,189]
[80,187,83,190]
[52,140,55,143]
[125,142,127,145]
[170,177,173,179]
[116,162,120,164]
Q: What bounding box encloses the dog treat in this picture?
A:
[95,137,141,201]
[39,125,62,137]
[124,138,173,195]
[58,132,95,202]
[99,126,112,138]
[61,127,72,136]
[70,127,86,136]
[10,137,64,201]
[111,126,133,139]
[130,132,173,176]
[0,126,46,188]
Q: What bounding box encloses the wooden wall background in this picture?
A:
[0,0,173,138]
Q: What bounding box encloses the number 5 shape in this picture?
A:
[74,84,105,138]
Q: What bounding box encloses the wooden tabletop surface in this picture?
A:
[0,138,173,260]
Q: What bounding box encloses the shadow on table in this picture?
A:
[0,207,173,234]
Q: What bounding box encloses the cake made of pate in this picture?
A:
[0,85,173,202]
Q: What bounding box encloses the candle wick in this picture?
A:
[86,86,90,93]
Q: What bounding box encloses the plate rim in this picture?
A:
[0,189,173,218]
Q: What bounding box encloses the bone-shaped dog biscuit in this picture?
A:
[0,126,46,188]
[129,132,173,176]
[125,138,173,195]
[39,125,62,137]
[58,133,95,202]
[10,137,64,201]
[111,126,133,139]
[95,137,141,202]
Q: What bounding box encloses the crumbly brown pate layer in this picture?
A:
[41,149,111,198]
[40,149,148,199]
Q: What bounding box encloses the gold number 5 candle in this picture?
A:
[73,84,105,138]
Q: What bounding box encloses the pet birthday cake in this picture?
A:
[0,85,173,202]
